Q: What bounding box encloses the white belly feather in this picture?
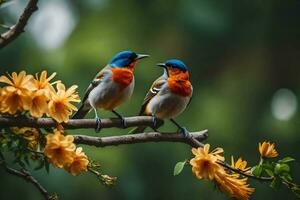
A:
[147,92,190,119]
[88,77,134,110]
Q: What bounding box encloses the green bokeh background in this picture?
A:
[1,0,300,199]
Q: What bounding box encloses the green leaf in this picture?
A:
[281,164,290,172]
[173,161,186,176]
[265,169,274,177]
[275,163,290,175]
[251,165,263,177]
[262,163,274,170]
[279,157,295,164]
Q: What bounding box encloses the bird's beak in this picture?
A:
[157,63,169,77]
[157,63,166,68]
[136,54,149,60]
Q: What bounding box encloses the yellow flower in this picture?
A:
[47,83,80,123]
[259,141,278,158]
[215,170,254,200]
[33,70,59,97]
[231,156,251,172]
[190,144,225,180]
[66,147,89,176]
[29,90,49,118]
[28,70,60,118]
[44,130,76,168]
[0,71,34,114]
[11,127,41,150]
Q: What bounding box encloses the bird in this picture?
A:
[130,59,193,136]
[72,50,149,132]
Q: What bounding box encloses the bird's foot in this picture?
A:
[111,110,127,128]
[95,117,101,133]
[120,117,127,128]
[152,115,158,128]
[179,127,190,138]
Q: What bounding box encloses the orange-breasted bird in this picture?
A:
[130,59,193,136]
[72,50,149,132]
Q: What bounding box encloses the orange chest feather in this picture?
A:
[168,78,191,97]
[111,68,133,87]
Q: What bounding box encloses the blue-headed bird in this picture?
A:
[131,59,193,136]
[73,50,149,132]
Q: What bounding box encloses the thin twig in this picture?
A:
[0,152,52,199]
[88,166,117,187]
[74,130,208,147]
[0,116,164,129]
[26,147,44,156]
[5,167,52,199]
[216,160,274,182]
[0,23,11,30]
[0,0,38,49]
[88,167,100,176]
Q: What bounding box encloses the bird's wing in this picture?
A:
[81,66,111,103]
[139,75,167,115]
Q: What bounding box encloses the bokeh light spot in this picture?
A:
[28,0,77,50]
[271,88,297,121]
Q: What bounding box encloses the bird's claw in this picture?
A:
[121,118,127,128]
[152,115,157,128]
[179,127,190,138]
[95,117,101,133]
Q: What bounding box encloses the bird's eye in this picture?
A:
[130,53,137,60]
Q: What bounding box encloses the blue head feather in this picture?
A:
[109,50,138,68]
[165,59,188,71]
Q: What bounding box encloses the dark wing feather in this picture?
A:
[139,76,166,115]
[81,66,110,103]
[81,80,101,103]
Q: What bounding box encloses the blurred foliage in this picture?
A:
[1,0,300,199]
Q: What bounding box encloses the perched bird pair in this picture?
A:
[73,50,193,136]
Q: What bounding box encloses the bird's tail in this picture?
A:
[72,104,91,119]
[128,126,147,134]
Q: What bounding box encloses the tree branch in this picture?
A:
[74,130,208,147]
[0,115,273,184]
[0,0,38,49]
[0,116,164,129]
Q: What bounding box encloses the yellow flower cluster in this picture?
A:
[44,130,89,176]
[190,144,254,200]
[0,71,80,123]
[11,127,41,150]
